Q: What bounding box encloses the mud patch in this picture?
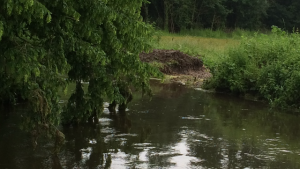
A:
[140,49,211,87]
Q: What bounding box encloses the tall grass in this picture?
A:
[158,28,258,39]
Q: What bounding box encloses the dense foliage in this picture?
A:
[204,26,300,110]
[0,0,161,151]
[142,0,300,32]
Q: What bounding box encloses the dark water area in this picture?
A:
[1,81,300,169]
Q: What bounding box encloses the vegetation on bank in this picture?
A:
[155,27,300,111]
[204,26,300,110]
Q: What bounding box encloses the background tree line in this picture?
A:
[142,0,300,32]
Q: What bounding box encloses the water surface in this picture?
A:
[1,81,300,168]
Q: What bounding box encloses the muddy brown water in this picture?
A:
[1,81,300,169]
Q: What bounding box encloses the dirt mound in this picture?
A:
[140,49,211,87]
[140,49,203,74]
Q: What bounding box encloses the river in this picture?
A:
[1,81,300,169]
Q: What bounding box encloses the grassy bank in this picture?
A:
[152,29,241,68]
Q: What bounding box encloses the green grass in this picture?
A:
[152,30,241,68]
[149,61,164,69]
[177,28,257,39]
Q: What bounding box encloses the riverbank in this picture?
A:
[145,32,240,87]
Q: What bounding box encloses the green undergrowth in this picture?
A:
[204,26,300,111]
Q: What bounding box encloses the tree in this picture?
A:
[225,0,269,30]
[146,0,300,31]
[0,0,161,152]
[198,0,230,30]
[144,0,231,31]
[265,0,300,31]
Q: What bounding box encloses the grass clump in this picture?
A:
[149,61,164,69]
[204,26,300,110]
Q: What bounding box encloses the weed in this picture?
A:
[149,61,164,69]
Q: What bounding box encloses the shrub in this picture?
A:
[204,26,300,110]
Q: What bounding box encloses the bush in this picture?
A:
[204,26,300,110]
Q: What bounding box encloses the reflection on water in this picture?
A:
[1,81,300,168]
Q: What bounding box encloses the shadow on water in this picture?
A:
[1,80,300,168]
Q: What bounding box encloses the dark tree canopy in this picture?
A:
[142,0,300,32]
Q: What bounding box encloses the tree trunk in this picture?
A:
[211,12,216,30]
[164,0,169,31]
[191,0,197,28]
[142,2,149,22]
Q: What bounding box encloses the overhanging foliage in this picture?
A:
[0,0,161,152]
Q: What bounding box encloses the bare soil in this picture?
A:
[140,49,212,87]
